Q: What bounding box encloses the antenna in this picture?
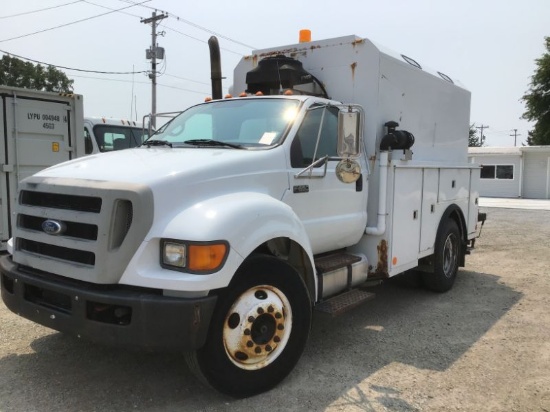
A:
[130,64,135,120]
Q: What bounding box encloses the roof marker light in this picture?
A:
[299,29,311,43]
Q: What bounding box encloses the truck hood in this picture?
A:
[36,146,285,187]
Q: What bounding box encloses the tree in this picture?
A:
[522,36,550,146]
[469,123,483,147]
[0,55,73,93]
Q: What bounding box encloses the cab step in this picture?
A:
[314,289,375,317]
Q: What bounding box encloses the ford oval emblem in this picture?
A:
[42,219,66,235]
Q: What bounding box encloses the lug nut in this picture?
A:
[268,305,274,313]
[255,346,261,354]
[248,316,255,322]
[277,324,284,330]
[275,312,282,319]
[244,328,251,335]
[274,336,281,343]
[265,345,272,352]
[246,340,254,348]
[257,307,264,314]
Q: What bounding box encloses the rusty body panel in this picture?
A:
[369,239,389,278]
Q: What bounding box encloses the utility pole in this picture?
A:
[510,129,521,147]
[141,11,167,130]
[476,124,489,145]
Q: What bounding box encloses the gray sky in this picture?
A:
[1,0,548,147]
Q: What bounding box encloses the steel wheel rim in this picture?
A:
[223,285,292,370]
[442,233,458,278]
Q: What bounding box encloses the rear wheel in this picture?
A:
[422,219,461,293]
[185,255,311,398]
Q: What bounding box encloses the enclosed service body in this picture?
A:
[232,35,478,279]
[1,35,484,397]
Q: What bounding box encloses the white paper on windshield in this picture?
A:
[259,132,277,145]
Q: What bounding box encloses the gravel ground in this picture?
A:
[1,206,549,411]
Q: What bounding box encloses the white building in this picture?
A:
[468,146,550,199]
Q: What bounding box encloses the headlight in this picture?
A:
[161,239,229,274]
[162,242,186,267]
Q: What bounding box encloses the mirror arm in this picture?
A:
[294,155,329,178]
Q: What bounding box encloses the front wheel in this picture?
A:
[185,255,312,398]
[422,219,461,293]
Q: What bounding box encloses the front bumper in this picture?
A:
[0,256,217,350]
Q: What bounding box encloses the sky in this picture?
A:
[1,0,548,147]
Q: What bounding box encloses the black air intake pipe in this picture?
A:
[379,121,415,151]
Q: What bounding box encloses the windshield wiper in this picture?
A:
[184,139,243,149]
[143,139,173,148]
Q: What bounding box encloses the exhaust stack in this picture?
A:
[208,36,222,100]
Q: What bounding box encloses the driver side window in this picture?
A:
[290,106,338,168]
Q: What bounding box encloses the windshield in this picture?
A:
[151,98,300,148]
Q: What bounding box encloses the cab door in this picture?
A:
[282,105,368,254]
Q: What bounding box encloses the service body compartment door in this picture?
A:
[2,96,73,243]
[0,98,9,242]
[467,167,481,238]
[391,168,422,272]
[420,168,440,253]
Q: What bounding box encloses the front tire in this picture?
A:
[185,255,312,398]
[422,219,461,293]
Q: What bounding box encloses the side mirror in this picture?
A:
[337,108,361,157]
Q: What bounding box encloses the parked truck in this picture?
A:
[0,34,485,398]
[84,116,149,152]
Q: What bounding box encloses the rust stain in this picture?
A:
[369,239,389,278]
[352,38,364,47]
[351,62,357,81]
[259,47,299,58]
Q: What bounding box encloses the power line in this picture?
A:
[161,24,245,56]
[81,0,143,19]
[70,73,210,94]
[0,0,151,43]
[0,49,147,74]
[116,0,255,49]
[163,73,210,86]
[81,1,246,56]
[0,0,84,19]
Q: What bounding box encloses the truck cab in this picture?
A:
[83,117,149,153]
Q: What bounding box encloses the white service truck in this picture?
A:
[0,35,485,397]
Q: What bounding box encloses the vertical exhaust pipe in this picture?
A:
[208,36,222,100]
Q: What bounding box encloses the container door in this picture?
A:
[2,96,73,243]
